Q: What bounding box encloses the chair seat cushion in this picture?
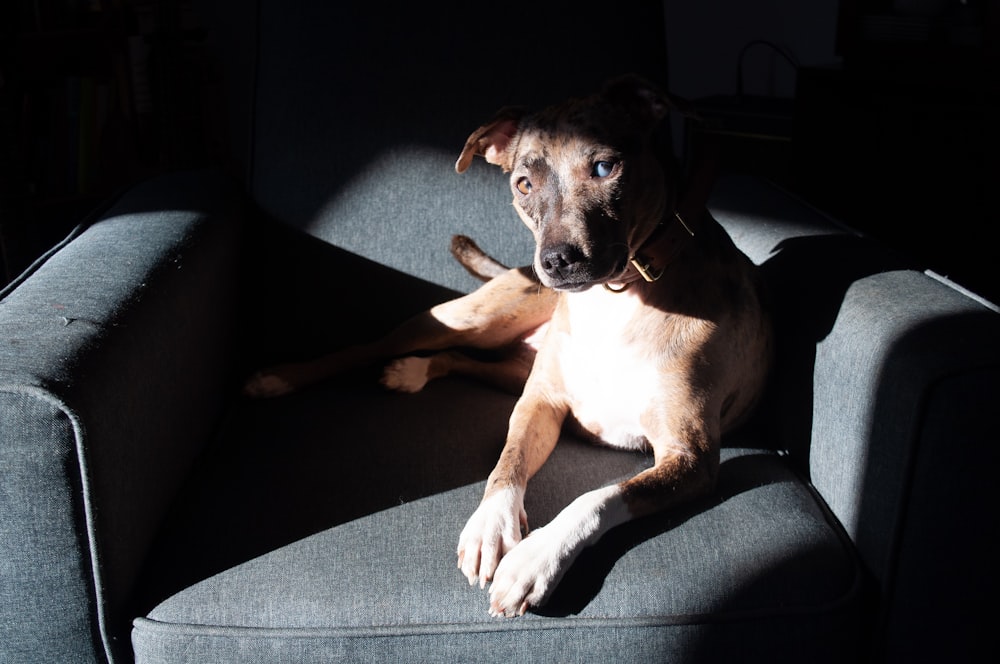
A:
[131,376,862,663]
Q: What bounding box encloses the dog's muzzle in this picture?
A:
[538,243,628,291]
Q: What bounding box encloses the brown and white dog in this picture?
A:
[244,75,772,618]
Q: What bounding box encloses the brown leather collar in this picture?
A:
[604,208,697,293]
[604,134,719,293]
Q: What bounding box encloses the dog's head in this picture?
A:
[457,75,683,291]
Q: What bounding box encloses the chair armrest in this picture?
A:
[712,174,1000,658]
[0,170,244,663]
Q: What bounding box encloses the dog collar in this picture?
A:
[604,210,696,293]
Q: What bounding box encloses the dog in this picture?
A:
[244,75,772,618]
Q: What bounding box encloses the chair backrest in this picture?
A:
[208,0,669,292]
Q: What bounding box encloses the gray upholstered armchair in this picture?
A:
[2,1,997,662]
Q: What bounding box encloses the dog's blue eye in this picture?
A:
[593,161,614,178]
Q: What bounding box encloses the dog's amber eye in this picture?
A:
[592,161,615,178]
[516,177,532,195]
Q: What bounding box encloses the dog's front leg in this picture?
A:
[457,390,566,591]
[486,433,719,617]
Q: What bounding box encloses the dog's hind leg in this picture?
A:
[378,268,549,394]
[243,266,556,398]
[381,337,539,395]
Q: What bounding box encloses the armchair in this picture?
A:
[2,1,997,662]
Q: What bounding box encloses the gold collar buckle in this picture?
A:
[630,256,663,283]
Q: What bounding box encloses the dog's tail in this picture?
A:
[450,235,510,282]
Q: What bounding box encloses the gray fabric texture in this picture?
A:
[807,270,1000,586]
[0,170,244,664]
[131,380,861,662]
[711,177,1000,663]
[0,389,98,664]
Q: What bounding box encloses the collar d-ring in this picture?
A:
[603,281,631,293]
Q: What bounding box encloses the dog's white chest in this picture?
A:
[555,289,659,450]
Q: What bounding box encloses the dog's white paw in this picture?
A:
[484,485,629,617]
[487,526,566,617]
[380,357,431,393]
[242,371,295,398]
[457,487,527,590]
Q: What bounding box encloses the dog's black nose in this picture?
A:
[540,243,586,281]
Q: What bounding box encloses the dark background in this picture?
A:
[2,0,996,302]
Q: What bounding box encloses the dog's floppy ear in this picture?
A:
[601,74,697,131]
[455,106,525,174]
